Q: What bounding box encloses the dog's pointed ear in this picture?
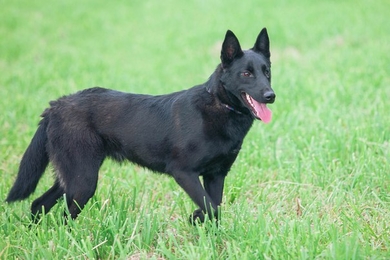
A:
[221,30,243,68]
[253,28,270,59]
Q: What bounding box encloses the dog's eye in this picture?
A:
[264,68,270,78]
[241,71,253,77]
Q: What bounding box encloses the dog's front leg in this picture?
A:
[203,175,225,206]
[191,174,226,224]
[172,172,217,223]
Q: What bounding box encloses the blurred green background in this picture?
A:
[1,0,389,259]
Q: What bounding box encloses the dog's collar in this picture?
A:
[222,103,242,114]
[206,86,242,115]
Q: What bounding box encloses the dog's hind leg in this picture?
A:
[48,130,105,220]
[31,180,65,221]
[61,156,104,220]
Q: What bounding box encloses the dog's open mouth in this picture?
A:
[242,92,272,123]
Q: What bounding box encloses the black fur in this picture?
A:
[6,28,275,223]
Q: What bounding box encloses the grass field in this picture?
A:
[1,0,389,259]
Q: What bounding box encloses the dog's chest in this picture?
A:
[192,139,242,176]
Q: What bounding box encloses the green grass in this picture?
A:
[1,0,389,259]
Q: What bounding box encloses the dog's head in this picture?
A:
[219,28,275,123]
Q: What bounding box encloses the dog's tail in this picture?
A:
[6,118,49,202]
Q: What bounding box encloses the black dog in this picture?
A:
[6,28,275,223]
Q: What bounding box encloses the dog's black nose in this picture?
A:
[263,91,276,103]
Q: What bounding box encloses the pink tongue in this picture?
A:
[251,97,272,123]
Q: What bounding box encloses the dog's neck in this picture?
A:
[205,84,242,115]
[205,66,246,115]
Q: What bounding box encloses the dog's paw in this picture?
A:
[189,208,205,225]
